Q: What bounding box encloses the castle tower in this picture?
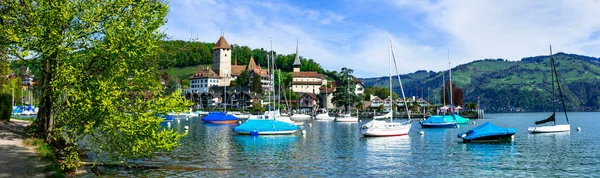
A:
[212,35,231,86]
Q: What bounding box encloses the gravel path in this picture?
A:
[0,120,47,178]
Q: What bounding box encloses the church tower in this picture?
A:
[212,34,231,86]
[292,39,301,72]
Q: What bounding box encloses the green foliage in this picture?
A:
[332,67,362,111]
[0,93,10,121]
[250,73,263,95]
[164,77,180,96]
[2,0,190,172]
[363,86,399,101]
[236,70,250,87]
[162,64,210,80]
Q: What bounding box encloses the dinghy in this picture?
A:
[528,46,571,133]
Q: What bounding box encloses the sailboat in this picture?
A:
[420,50,464,128]
[234,38,299,135]
[360,39,412,137]
[528,45,571,133]
[202,74,238,124]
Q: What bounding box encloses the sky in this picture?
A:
[162,0,600,78]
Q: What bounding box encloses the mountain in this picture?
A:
[360,53,600,112]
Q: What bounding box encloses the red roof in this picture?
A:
[293,71,323,78]
[292,81,322,85]
[190,67,220,79]
[213,36,231,50]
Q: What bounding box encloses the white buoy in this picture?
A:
[302,130,306,135]
[456,125,460,128]
[577,127,581,131]
[460,134,467,138]
[309,123,312,127]
[359,120,362,122]
[419,131,424,135]
[186,117,189,121]
[177,119,181,123]
[238,121,242,124]
[472,121,475,124]
[184,126,189,130]
[167,122,171,127]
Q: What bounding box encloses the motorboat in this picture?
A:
[202,111,238,124]
[458,122,516,142]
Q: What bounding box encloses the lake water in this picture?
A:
[97,112,600,177]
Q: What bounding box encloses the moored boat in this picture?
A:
[290,113,312,121]
[458,122,516,142]
[420,115,457,128]
[335,113,358,122]
[528,46,571,134]
[202,111,238,124]
[233,118,299,135]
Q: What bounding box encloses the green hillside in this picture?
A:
[361,53,600,112]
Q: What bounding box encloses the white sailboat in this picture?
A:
[335,112,358,122]
[528,45,571,133]
[360,39,411,137]
[315,109,333,121]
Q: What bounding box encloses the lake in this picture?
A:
[95,112,600,177]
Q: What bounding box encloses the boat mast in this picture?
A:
[550,45,570,124]
[270,38,275,117]
[390,39,411,120]
[388,38,393,122]
[267,38,272,117]
[448,49,453,111]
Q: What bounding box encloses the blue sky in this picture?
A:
[162,0,600,77]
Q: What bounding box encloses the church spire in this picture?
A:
[293,37,301,72]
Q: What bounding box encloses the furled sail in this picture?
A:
[535,113,555,125]
[373,111,392,119]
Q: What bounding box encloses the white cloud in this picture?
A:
[163,0,600,78]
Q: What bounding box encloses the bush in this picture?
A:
[0,93,11,121]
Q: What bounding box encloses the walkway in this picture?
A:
[0,120,47,178]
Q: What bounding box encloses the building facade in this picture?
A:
[189,67,221,93]
[212,36,232,86]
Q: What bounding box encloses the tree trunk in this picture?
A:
[32,53,56,142]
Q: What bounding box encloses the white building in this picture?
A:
[291,41,326,94]
[189,67,221,93]
[354,78,365,95]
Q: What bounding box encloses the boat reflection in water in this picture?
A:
[233,135,298,151]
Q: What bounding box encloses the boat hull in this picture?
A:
[420,122,457,128]
[315,114,334,121]
[461,134,514,143]
[528,124,570,133]
[335,117,358,122]
[204,120,238,124]
[290,114,312,121]
[235,130,297,135]
[361,124,411,137]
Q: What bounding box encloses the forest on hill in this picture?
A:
[361,53,600,112]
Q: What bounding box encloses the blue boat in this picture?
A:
[233,119,299,135]
[158,114,174,121]
[202,111,238,124]
[457,122,516,142]
[420,115,458,128]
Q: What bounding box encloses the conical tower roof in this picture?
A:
[213,36,231,50]
[246,56,257,71]
[293,38,301,67]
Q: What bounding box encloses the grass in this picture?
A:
[162,64,211,80]
[11,116,35,122]
[23,138,65,178]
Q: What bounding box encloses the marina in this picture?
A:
[93,112,600,177]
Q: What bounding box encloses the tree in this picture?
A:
[364,86,399,101]
[2,0,189,171]
[250,72,263,95]
[236,70,250,87]
[331,67,361,112]
[164,77,180,96]
[439,81,464,106]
